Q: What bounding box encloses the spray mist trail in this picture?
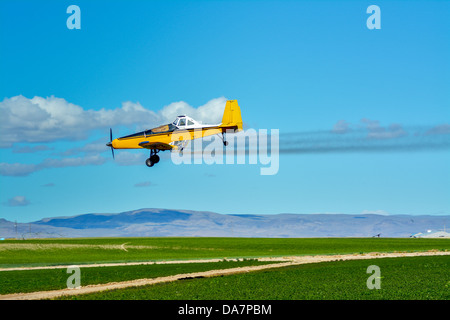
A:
[279,124,450,155]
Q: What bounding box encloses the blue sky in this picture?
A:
[0,0,449,222]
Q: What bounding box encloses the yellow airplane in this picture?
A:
[106,100,243,167]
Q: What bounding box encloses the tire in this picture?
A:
[150,154,160,164]
[145,158,154,167]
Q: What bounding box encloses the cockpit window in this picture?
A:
[173,119,179,126]
[188,120,194,126]
[178,118,186,126]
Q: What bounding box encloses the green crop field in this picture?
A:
[1,237,449,268]
[57,255,450,300]
[0,259,276,295]
[1,237,449,300]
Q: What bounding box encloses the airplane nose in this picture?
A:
[106,142,112,147]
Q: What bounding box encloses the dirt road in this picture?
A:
[1,250,448,300]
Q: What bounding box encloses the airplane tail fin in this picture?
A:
[220,100,243,132]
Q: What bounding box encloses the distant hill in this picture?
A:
[0,208,448,238]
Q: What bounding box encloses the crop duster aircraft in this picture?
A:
[106,100,243,167]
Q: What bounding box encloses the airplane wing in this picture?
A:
[139,141,175,151]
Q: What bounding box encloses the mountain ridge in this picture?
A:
[0,208,448,238]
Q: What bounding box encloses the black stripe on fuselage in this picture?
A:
[117,125,224,141]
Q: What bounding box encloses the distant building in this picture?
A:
[412,230,450,238]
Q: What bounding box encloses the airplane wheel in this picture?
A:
[145,158,154,167]
[223,141,229,146]
[150,154,160,164]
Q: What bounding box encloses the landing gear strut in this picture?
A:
[219,132,228,146]
[146,149,160,167]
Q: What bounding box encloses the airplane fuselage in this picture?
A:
[111,125,224,150]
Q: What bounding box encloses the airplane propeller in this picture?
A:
[107,128,115,159]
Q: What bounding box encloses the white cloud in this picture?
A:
[39,155,107,169]
[114,151,147,166]
[425,124,450,135]
[159,97,227,125]
[0,162,38,177]
[4,196,30,207]
[42,183,55,187]
[0,155,107,176]
[332,120,350,134]
[361,118,407,139]
[361,209,390,216]
[330,118,408,139]
[0,95,160,147]
[134,181,152,187]
[59,138,109,156]
[12,145,53,154]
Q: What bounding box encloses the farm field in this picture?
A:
[0,237,448,300]
[0,259,276,295]
[1,237,449,268]
[57,255,450,300]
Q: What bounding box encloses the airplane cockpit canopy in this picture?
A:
[121,115,201,139]
[172,115,198,128]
